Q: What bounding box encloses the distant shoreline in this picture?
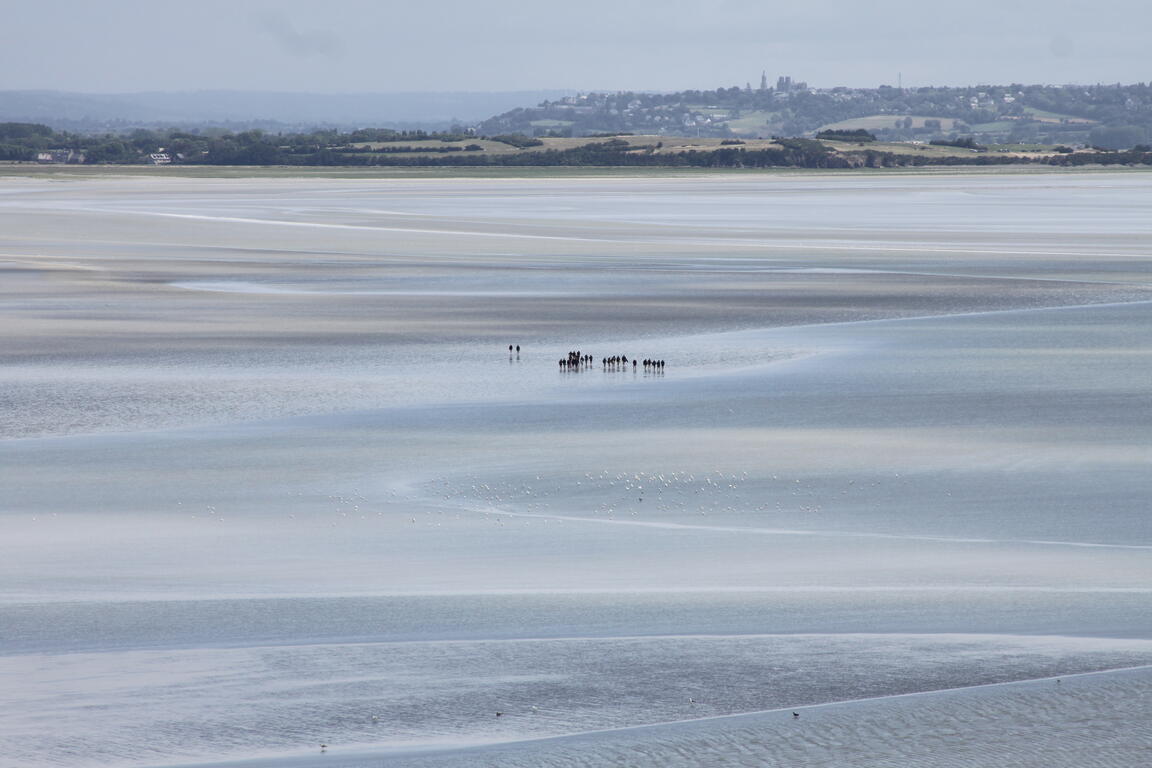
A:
[5,163,1152,180]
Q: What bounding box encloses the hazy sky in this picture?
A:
[3,0,1148,93]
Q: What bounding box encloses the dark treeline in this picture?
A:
[4,122,1151,169]
[0,123,479,164]
[815,129,876,142]
[930,136,985,149]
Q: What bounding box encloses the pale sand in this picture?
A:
[157,665,1152,768]
[3,172,1151,768]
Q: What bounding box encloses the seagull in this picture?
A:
[793,712,800,719]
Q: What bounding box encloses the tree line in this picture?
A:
[3,122,1150,169]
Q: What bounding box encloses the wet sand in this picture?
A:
[1,171,1151,767]
[164,665,1147,768]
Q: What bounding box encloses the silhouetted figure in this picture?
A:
[516,345,520,353]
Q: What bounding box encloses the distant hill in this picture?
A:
[13,85,1150,150]
[0,90,576,133]
[478,82,1152,149]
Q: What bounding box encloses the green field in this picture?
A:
[968,121,1017,133]
[985,143,1057,152]
[724,110,782,135]
[820,139,981,157]
[350,138,522,155]
[1021,107,1097,124]
[683,106,781,136]
[818,115,963,132]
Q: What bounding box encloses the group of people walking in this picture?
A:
[601,355,667,371]
[557,351,666,372]
[559,350,593,369]
[511,345,666,372]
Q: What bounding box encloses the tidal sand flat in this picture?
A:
[1,171,1150,767]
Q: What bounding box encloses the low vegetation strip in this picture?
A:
[3,123,1151,169]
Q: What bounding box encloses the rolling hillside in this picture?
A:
[479,81,1152,149]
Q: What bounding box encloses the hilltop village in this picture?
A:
[479,76,1152,148]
